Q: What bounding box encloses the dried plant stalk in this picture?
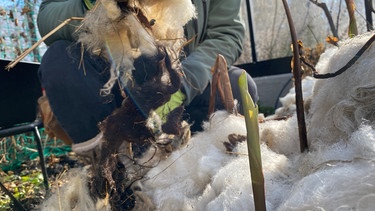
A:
[5,17,84,70]
[282,0,308,152]
[345,0,358,37]
[209,54,235,116]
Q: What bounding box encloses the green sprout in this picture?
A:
[238,70,266,211]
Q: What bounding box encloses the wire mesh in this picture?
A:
[0,1,70,173]
[0,129,71,172]
[0,0,46,62]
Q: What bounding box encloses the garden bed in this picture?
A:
[0,134,82,210]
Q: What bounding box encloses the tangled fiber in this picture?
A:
[41,23,375,211]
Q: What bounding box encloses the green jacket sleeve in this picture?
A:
[181,0,245,104]
[37,0,89,46]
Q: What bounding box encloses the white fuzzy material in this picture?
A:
[42,32,375,210]
[137,32,375,210]
[133,0,196,49]
[307,32,375,148]
[78,0,196,94]
[273,76,315,117]
[40,167,111,210]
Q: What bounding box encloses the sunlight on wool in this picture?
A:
[42,32,375,210]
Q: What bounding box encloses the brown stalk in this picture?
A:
[209,54,235,116]
[314,33,375,79]
[5,17,84,70]
[345,0,358,37]
[282,0,308,152]
[309,0,339,38]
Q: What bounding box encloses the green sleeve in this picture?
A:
[37,0,89,46]
[181,0,245,104]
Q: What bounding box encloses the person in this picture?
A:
[37,0,258,154]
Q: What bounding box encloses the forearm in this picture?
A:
[37,0,88,45]
[181,0,245,104]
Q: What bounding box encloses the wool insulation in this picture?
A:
[41,32,375,210]
[77,0,196,95]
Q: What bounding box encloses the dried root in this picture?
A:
[87,46,190,210]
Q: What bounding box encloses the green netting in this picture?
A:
[0,1,68,173]
[0,128,71,172]
[0,0,46,62]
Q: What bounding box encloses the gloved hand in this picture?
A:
[155,89,185,123]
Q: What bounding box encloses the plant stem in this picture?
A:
[310,0,339,38]
[345,0,358,37]
[281,0,308,152]
[238,71,266,211]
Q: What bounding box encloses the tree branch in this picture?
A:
[314,33,375,79]
[310,0,339,38]
[282,0,308,152]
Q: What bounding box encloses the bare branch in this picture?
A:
[5,17,84,70]
[282,0,308,152]
[364,0,374,31]
[309,0,339,38]
[314,33,375,79]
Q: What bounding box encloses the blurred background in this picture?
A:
[1,0,374,64]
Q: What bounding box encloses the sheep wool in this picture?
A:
[41,31,375,210]
[136,32,375,210]
[77,0,196,95]
[307,32,375,148]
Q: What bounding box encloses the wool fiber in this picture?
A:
[41,32,375,211]
[308,32,375,148]
[77,0,196,94]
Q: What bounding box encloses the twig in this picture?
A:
[5,17,84,70]
[224,151,248,156]
[364,0,374,31]
[0,182,26,211]
[282,0,308,152]
[309,0,339,38]
[300,56,316,72]
[314,33,375,79]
